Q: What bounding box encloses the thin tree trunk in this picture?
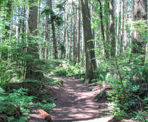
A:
[78,3,81,63]
[45,0,50,59]
[110,0,116,57]
[123,0,128,51]
[81,26,85,67]
[50,0,58,59]
[120,0,124,53]
[1,0,12,60]
[98,0,109,58]
[73,8,77,64]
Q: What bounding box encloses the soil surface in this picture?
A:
[29,77,137,122]
[50,77,112,122]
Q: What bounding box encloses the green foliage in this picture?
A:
[0,60,25,85]
[41,7,64,26]
[41,7,54,16]
[35,102,56,112]
[0,40,37,85]
[94,61,109,82]
[0,88,34,121]
[0,84,56,121]
[95,51,148,120]
[108,78,140,117]
[51,61,84,77]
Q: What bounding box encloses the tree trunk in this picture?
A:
[81,0,97,83]
[50,0,58,59]
[120,0,125,53]
[26,0,43,80]
[132,0,147,64]
[45,0,50,60]
[98,0,109,58]
[63,16,69,59]
[1,0,12,60]
[5,0,12,38]
[73,8,77,64]
[109,0,116,57]
[78,2,81,63]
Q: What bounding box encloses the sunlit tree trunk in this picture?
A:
[45,0,50,59]
[81,28,85,67]
[123,0,128,51]
[62,15,69,59]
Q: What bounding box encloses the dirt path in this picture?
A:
[29,77,138,122]
[50,77,112,122]
[29,76,112,122]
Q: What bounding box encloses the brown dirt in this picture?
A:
[49,77,111,122]
[29,77,137,122]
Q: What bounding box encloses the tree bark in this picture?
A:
[78,2,81,63]
[109,0,116,57]
[1,0,12,60]
[81,0,97,83]
[45,0,50,59]
[98,0,109,58]
[26,0,43,80]
[50,0,58,59]
[132,0,147,64]
[120,0,125,53]
[73,7,77,64]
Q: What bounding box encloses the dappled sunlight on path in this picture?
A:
[51,77,112,122]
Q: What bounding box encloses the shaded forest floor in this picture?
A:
[29,76,138,122]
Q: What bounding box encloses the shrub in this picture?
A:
[0,88,34,121]
[52,61,84,77]
[95,53,148,120]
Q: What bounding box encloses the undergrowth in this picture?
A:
[93,53,148,121]
[0,86,56,121]
[50,60,85,77]
[0,58,59,121]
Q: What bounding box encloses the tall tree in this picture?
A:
[5,0,12,38]
[50,0,58,59]
[44,0,50,59]
[81,0,97,83]
[78,1,81,63]
[132,0,147,64]
[1,0,12,60]
[98,0,109,58]
[26,0,43,80]
[73,4,77,64]
[109,0,116,57]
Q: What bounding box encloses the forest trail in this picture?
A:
[29,77,139,122]
[50,77,112,122]
[29,76,112,122]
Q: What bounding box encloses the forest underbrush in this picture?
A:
[0,59,63,121]
[92,55,148,122]
[0,59,85,121]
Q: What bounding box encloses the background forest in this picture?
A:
[0,0,148,121]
